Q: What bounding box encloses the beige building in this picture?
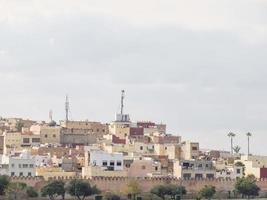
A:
[125,157,162,177]
[237,155,267,179]
[109,122,130,139]
[21,132,40,147]
[154,143,181,160]
[36,167,77,180]
[30,124,61,144]
[3,131,22,154]
[181,141,199,160]
[60,120,109,135]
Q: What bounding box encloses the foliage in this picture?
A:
[199,185,216,200]
[15,121,24,132]
[66,179,100,200]
[0,175,10,195]
[235,176,260,198]
[41,180,65,200]
[150,185,186,200]
[105,193,121,200]
[122,180,142,199]
[233,146,241,154]
[235,162,245,167]
[5,182,28,200]
[26,186,39,198]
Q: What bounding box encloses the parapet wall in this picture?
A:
[9,176,267,196]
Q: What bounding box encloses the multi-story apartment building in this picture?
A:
[173,160,216,179]
[8,151,36,177]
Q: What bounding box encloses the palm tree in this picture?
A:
[227,132,236,155]
[246,132,252,156]
[233,145,241,154]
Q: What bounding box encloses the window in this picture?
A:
[29,164,34,168]
[110,161,115,166]
[117,161,122,166]
[11,172,15,176]
[22,164,28,168]
[142,165,146,170]
[28,172,32,177]
[237,169,241,174]
[32,138,40,143]
[192,146,198,151]
[155,166,158,171]
[140,146,143,150]
[44,134,48,138]
[19,164,21,168]
[11,164,15,168]
[125,163,131,168]
[96,129,99,132]
[23,138,30,143]
[165,147,167,150]
[19,172,23,176]
[102,129,105,132]
[102,161,108,166]
[53,134,56,138]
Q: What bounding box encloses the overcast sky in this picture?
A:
[1,0,267,154]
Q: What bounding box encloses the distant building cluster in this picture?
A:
[0,91,266,180]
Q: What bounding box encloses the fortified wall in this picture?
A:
[9,176,267,197]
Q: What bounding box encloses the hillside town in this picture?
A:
[0,91,265,183]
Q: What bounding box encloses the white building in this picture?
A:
[173,160,216,179]
[9,150,36,177]
[216,165,244,179]
[35,154,52,167]
[88,150,123,171]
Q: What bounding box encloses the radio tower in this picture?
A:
[65,95,69,122]
[120,90,125,115]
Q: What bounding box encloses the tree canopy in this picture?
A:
[199,185,216,200]
[235,176,260,198]
[0,175,9,195]
[66,179,100,200]
[150,185,186,200]
[41,180,65,200]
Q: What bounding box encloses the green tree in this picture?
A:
[199,185,216,200]
[233,145,241,154]
[122,180,141,200]
[105,193,121,200]
[235,176,260,198]
[5,182,28,200]
[150,185,186,200]
[41,180,65,200]
[26,186,39,198]
[66,179,100,200]
[169,185,186,199]
[150,185,167,200]
[0,175,10,195]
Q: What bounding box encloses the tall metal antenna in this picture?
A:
[120,90,125,115]
[65,95,69,122]
[49,109,53,122]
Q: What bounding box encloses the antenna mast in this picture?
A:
[65,95,69,122]
[120,90,125,115]
[49,110,53,122]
